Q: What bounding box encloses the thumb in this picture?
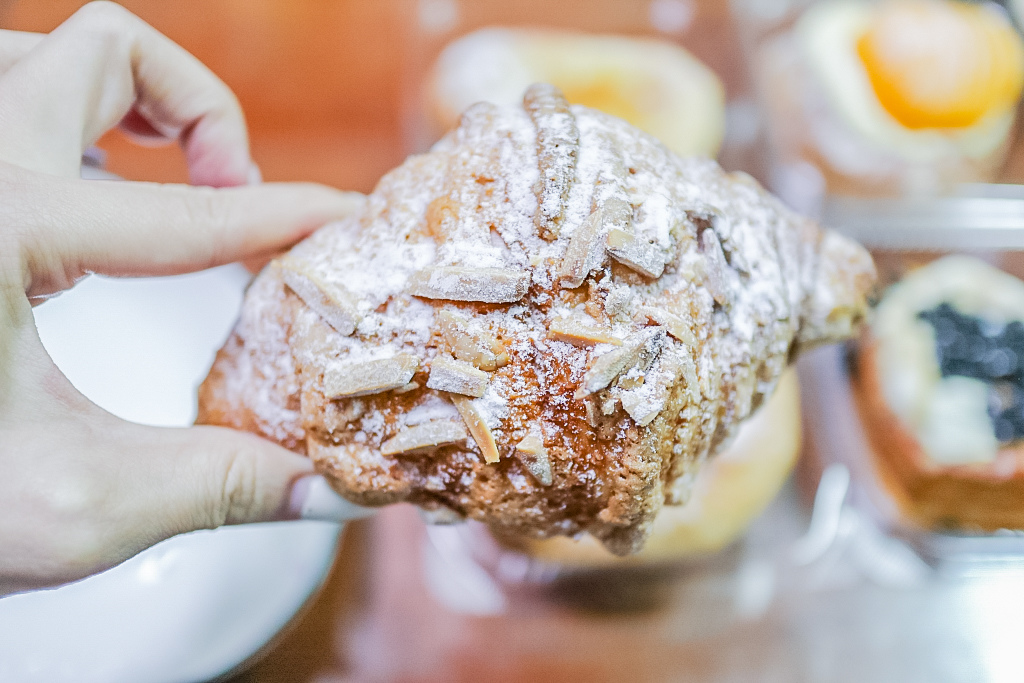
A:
[130,424,374,535]
[127,423,316,534]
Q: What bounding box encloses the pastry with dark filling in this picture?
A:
[854,256,1024,531]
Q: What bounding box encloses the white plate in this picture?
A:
[0,265,342,683]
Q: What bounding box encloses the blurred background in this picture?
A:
[6,0,1024,681]
[0,0,746,192]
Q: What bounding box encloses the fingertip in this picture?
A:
[268,184,366,223]
[246,161,262,186]
[241,183,366,242]
[182,113,251,188]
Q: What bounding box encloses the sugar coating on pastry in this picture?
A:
[198,85,874,554]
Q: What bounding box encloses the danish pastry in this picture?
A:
[854,256,1024,531]
[198,85,874,554]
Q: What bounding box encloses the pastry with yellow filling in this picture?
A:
[759,0,1024,197]
[426,27,725,158]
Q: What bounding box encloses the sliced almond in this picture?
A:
[410,266,530,303]
[557,209,606,289]
[380,419,468,456]
[426,356,490,397]
[620,387,666,426]
[701,228,729,306]
[549,317,622,347]
[606,229,666,279]
[515,432,553,486]
[394,381,420,394]
[278,260,361,336]
[452,396,500,464]
[575,327,666,398]
[437,310,508,371]
[603,284,635,320]
[639,306,697,346]
[621,352,682,426]
[323,354,419,398]
[601,196,633,231]
[524,83,578,240]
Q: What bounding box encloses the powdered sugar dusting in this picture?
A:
[201,86,873,555]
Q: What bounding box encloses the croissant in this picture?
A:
[198,85,874,554]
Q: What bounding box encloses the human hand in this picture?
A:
[0,2,361,595]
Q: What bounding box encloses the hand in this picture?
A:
[0,2,359,595]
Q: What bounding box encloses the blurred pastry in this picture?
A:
[759,0,1024,197]
[199,85,873,555]
[854,256,1024,531]
[511,367,801,566]
[427,27,725,158]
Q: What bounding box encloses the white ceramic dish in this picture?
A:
[0,265,343,683]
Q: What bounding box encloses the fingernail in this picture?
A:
[247,161,263,186]
[288,474,376,522]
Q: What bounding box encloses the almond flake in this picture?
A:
[515,432,553,486]
[426,356,490,397]
[524,83,578,240]
[558,209,606,289]
[548,317,622,347]
[323,354,419,398]
[639,306,696,346]
[575,327,666,398]
[601,196,633,231]
[605,229,666,279]
[701,228,729,305]
[278,260,361,336]
[620,388,666,426]
[410,266,530,303]
[620,353,680,426]
[437,310,508,371]
[380,419,468,456]
[452,396,500,464]
[604,285,635,320]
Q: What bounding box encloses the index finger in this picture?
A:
[6,164,366,302]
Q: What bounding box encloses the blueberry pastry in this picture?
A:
[854,256,1024,531]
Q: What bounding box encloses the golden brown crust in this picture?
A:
[515,367,802,566]
[853,335,1024,531]
[198,86,873,554]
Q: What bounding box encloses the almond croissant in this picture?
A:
[198,85,874,554]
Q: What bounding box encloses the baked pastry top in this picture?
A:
[198,85,874,554]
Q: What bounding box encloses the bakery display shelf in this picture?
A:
[825,186,1024,251]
